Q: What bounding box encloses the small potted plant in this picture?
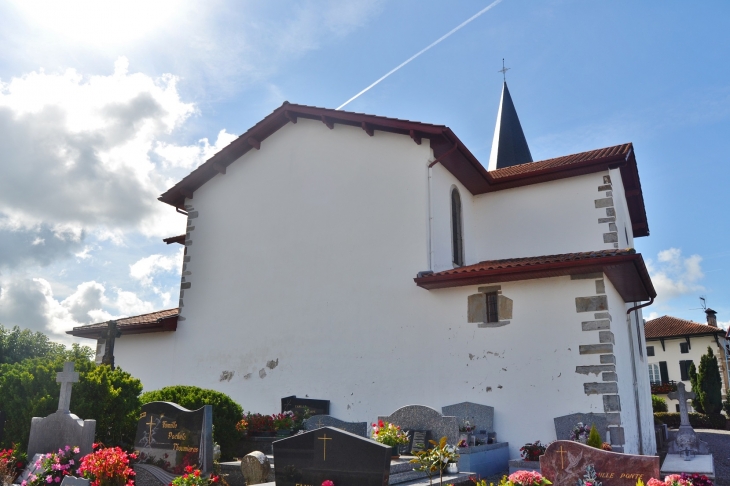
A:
[371,421,410,458]
[410,437,459,486]
[244,413,275,436]
[272,411,296,437]
[494,471,552,486]
[170,465,220,486]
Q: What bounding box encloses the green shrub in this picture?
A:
[653,412,727,430]
[586,425,602,449]
[140,386,243,461]
[0,348,142,451]
[651,395,668,413]
[698,346,723,414]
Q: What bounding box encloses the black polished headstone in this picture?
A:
[133,402,213,476]
[273,426,391,486]
[281,395,330,417]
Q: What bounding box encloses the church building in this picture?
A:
[70,83,658,457]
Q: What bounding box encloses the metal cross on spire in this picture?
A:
[498,58,510,82]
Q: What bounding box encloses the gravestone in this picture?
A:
[442,402,494,433]
[303,415,368,437]
[133,401,213,481]
[240,451,270,485]
[666,383,709,455]
[272,426,391,486]
[553,413,609,443]
[378,405,459,446]
[281,395,329,416]
[540,440,659,486]
[27,362,96,459]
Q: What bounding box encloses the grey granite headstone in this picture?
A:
[240,451,270,485]
[60,476,91,486]
[553,413,608,442]
[303,415,368,437]
[442,402,494,433]
[378,405,459,446]
[27,362,96,459]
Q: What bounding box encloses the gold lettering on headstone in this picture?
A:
[162,421,178,428]
[140,412,147,419]
[173,444,199,453]
[168,432,186,440]
[318,434,332,461]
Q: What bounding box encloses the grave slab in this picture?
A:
[539,440,659,486]
[553,413,608,442]
[281,395,329,416]
[660,454,714,479]
[272,426,391,486]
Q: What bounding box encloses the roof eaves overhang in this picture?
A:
[645,331,725,341]
[67,315,179,339]
[414,253,656,303]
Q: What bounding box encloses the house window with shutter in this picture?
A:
[467,286,513,328]
[648,363,661,384]
[680,360,694,381]
[680,342,689,354]
[659,361,669,383]
[647,346,655,357]
[451,187,464,267]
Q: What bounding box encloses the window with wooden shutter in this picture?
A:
[679,360,693,381]
[485,292,498,323]
[451,188,464,267]
[659,361,669,383]
[647,346,655,357]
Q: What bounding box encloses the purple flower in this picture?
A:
[55,478,61,483]
[69,460,75,465]
[65,446,70,452]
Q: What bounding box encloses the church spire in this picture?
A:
[487,78,533,171]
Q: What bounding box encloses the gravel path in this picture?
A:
[669,429,730,486]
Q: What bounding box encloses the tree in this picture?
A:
[0,325,67,364]
[689,362,704,414]
[586,425,602,449]
[0,350,142,451]
[651,394,668,413]
[697,346,723,414]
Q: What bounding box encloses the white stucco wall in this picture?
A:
[608,167,634,249]
[111,119,652,457]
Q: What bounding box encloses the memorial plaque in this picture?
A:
[133,402,213,476]
[273,426,391,486]
[281,395,330,417]
[539,440,659,486]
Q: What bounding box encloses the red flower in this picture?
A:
[211,476,219,483]
[378,420,384,427]
[185,466,194,473]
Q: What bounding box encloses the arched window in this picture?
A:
[451,187,464,266]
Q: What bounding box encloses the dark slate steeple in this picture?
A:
[487,82,532,171]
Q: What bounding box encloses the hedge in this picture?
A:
[654,412,727,430]
[140,386,243,461]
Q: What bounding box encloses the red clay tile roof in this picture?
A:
[489,144,633,180]
[415,249,655,302]
[645,315,725,339]
[67,308,179,338]
[157,102,649,237]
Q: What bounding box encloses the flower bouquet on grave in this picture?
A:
[640,473,713,486]
[170,466,220,486]
[76,444,136,486]
[291,406,314,432]
[371,421,410,447]
[240,413,275,436]
[519,441,546,461]
[272,412,296,436]
[492,471,552,486]
[22,445,80,486]
[0,445,27,485]
[570,422,591,443]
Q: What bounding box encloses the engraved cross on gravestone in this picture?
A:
[57,362,79,413]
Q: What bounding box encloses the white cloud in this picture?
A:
[0,276,158,340]
[646,247,705,304]
[130,249,184,287]
[155,129,237,169]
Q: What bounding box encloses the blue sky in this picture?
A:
[0,0,728,343]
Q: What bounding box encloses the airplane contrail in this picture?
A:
[336,0,505,111]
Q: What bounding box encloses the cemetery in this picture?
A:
[0,345,726,486]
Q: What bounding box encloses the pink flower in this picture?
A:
[65,446,70,452]
[73,447,80,454]
[69,460,74,465]
[46,475,53,483]
[55,477,61,483]
[322,481,335,486]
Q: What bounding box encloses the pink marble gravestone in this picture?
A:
[539,440,659,486]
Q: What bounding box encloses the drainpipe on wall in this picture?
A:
[626,297,653,455]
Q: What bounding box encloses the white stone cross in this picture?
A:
[56,362,79,413]
[668,382,695,427]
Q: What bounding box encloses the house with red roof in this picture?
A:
[69,83,658,457]
[644,310,730,412]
